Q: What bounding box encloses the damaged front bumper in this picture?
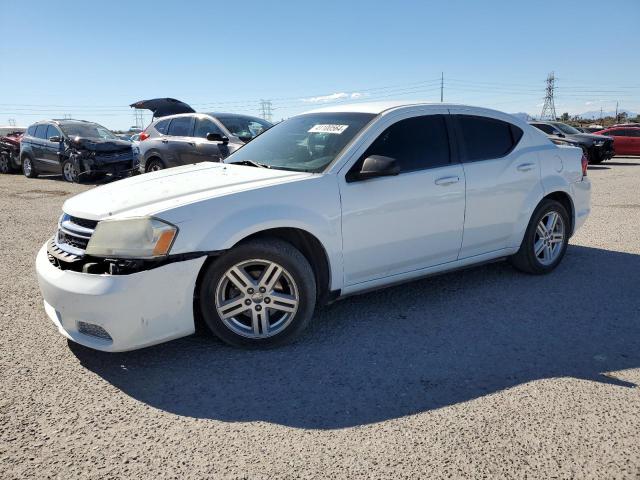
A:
[36,242,206,352]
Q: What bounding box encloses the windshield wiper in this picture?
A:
[228,159,269,168]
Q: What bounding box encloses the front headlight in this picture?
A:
[85,217,178,259]
[593,140,605,146]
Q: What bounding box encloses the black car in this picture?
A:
[529,121,614,164]
[20,120,137,182]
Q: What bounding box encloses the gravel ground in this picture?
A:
[1,159,639,479]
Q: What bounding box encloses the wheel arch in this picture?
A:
[542,190,575,236]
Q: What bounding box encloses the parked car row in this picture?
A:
[3,98,273,182]
[4,99,638,185]
[529,121,640,163]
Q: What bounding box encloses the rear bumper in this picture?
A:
[36,244,206,352]
[571,178,591,233]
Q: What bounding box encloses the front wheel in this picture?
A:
[198,238,317,348]
[146,159,164,172]
[0,152,14,174]
[509,199,570,274]
[62,159,80,183]
[22,156,38,178]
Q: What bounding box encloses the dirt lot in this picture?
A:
[1,158,639,479]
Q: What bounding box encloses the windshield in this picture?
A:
[224,112,376,172]
[554,123,581,135]
[60,123,118,140]
[214,115,272,141]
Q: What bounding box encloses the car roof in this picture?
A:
[303,101,454,115]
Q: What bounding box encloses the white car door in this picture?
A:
[450,110,543,258]
[339,111,466,286]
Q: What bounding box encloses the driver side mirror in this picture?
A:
[552,130,565,138]
[49,136,62,143]
[348,155,400,182]
[206,132,229,144]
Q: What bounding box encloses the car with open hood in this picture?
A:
[36,101,590,352]
[20,119,137,182]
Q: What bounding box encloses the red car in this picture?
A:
[594,127,640,156]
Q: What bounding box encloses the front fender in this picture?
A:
[159,175,344,290]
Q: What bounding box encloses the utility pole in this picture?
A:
[259,99,273,123]
[63,113,72,120]
[540,72,557,121]
[615,101,619,123]
[440,72,444,102]
[600,107,603,124]
[7,118,16,126]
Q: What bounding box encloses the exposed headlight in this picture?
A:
[85,217,178,259]
[593,140,605,146]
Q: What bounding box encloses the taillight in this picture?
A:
[139,131,150,141]
[581,152,588,177]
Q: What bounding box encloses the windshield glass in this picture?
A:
[60,123,118,140]
[554,123,581,135]
[214,115,272,141]
[224,112,376,172]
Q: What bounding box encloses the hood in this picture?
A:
[62,162,313,220]
[130,98,195,118]
[68,137,132,153]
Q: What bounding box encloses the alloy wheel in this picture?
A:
[63,162,78,182]
[215,259,299,339]
[534,211,565,266]
[23,158,32,176]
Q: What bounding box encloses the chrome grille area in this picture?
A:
[55,213,97,257]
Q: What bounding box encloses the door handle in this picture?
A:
[161,138,169,144]
[517,163,535,172]
[434,175,460,186]
[187,142,195,146]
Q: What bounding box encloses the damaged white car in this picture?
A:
[36,102,591,351]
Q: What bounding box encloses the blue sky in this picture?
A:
[1,0,638,129]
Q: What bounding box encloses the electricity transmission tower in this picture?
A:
[133,109,146,129]
[540,72,557,120]
[7,118,16,126]
[259,99,273,123]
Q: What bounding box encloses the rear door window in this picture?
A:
[167,116,194,137]
[457,115,522,162]
[154,119,171,135]
[532,123,554,135]
[34,125,49,139]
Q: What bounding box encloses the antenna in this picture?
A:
[540,72,557,121]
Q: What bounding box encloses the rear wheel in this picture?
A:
[146,158,164,172]
[198,238,316,348]
[509,199,570,274]
[22,156,38,178]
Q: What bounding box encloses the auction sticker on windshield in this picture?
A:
[308,124,349,134]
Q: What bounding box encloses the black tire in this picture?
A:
[0,152,14,174]
[61,159,80,183]
[198,238,317,348]
[146,158,164,172]
[22,155,38,178]
[509,199,570,274]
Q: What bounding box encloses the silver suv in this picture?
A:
[138,112,272,172]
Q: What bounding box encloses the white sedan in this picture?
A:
[36,102,591,351]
